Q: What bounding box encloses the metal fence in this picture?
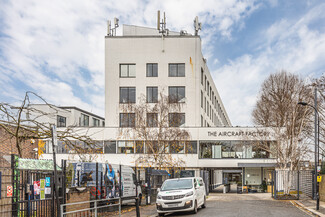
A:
[60,196,139,217]
[272,170,313,200]
[0,154,66,217]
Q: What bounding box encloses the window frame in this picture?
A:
[168,86,185,103]
[146,87,158,103]
[168,113,185,127]
[120,64,136,78]
[119,87,136,103]
[168,63,185,77]
[57,115,66,127]
[119,113,136,127]
[146,63,158,77]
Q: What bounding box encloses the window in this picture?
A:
[170,141,184,154]
[168,86,185,103]
[102,121,105,127]
[120,64,136,77]
[169,113,185,127]
[201,91,203,108]
[80,114,89,126]
[120,87,136,103]
[207,81,210,96]
[207,102,209,116]
[201,68,204,85]
[57,115,66,127]
[119,113,135,127]
[169,63,185,77]
[117,141,134,153]
[201,115,203,127]
[135,141,144,153]
[186,141,197,154]
[93,118,100,127]
[147,63,158,77]
[210,87,212,100]
[204,76,207,91]
[147,113,158,127]
[104,141,116,153]
[146,87,158,103]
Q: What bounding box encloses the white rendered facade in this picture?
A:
[40,24,276,187]
[28,104,105,127]
[105,25,231,128]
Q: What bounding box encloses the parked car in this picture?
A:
[156,177,206,216]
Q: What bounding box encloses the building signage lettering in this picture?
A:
[208,131,270,137]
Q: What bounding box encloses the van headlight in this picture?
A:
[157,194,162,199]
[185,191,193,197]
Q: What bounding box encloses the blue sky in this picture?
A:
[0,0,324,126]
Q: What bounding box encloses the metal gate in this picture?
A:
[0,154,66,217]
[272,170,313,200]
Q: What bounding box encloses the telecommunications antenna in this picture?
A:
[194,16,202,36]
[107,17,119,36]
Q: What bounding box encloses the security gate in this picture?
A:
[0,154,66,217]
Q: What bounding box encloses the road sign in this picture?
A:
[317,166,321,173]
[317,176,322,182]
[7,186,13,197]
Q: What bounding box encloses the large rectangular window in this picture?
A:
[57,115,66,127]
[169,63,185,77]
[199,141,274,159]
[117,141,134,153]
[80,114,89,126]
[135,141,144,153]
[120,87,136,103]
[170,141,184,154]
[120,64,136,77]
[104,141,116,153]
[119,113,135,127]
[168,86,185,103]
[201,68,204,85]
[169,113,185,127]
[146,63,158,77]
[93,118,100,127]
[186,141,197,154]
[147,113,158,127]
[146,87,158,103]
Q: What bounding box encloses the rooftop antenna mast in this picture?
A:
[157,11,168,36]
[107,17,119,36]
[194,16,202,36]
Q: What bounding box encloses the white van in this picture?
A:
[156,177,206,216]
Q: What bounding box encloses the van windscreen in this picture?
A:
[161,179,193,191]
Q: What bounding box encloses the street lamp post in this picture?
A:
[298,88,320,210]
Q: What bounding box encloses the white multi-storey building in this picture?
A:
[105,25,231,128]
[40,22,276,191]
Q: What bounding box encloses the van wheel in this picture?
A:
[192,200,198,214]
[158,213,165,216]
[202,196,206,208]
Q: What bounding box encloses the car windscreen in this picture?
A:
[161,179,193,191]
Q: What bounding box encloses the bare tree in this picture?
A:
[0,91,97,159]
[118,91,191,169]
[252,71,314,194]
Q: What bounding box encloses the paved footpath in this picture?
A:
[112,193,316,217]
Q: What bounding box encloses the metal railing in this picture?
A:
[60,196,138,217]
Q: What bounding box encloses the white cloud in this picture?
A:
[0,0,258,119]
[213,3,325,126]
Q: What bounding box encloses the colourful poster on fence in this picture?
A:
[45,177,50,187]
[40,179,45,189]
[45,187,51,194]
[33,181,40,195]
[40,190,45,200]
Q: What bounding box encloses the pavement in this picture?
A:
[111,193,323,217]
[292,195,325,217]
